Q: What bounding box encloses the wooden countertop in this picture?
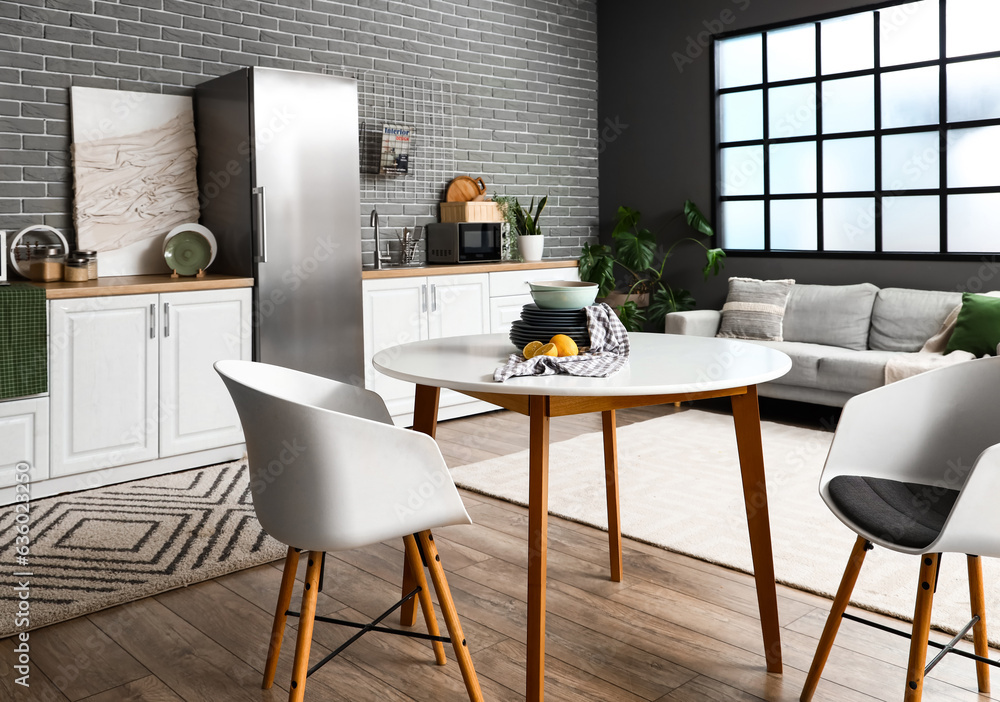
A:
[32,274,255,300]
[362,259,578,280]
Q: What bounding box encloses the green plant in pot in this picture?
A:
[578,200,726,332]
[494,194,547,262]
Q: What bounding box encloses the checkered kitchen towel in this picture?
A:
[494,302,630,381]
[0,283,48,400]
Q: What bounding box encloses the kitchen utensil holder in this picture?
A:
[397,226,420,265]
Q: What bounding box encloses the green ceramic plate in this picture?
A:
[164,230,212,276]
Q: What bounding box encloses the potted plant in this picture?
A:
[494,194,547,262]
[578,200,726,332]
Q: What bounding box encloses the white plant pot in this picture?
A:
[518,235,544,262]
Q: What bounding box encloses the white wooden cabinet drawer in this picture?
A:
[0,396,49,488]
[488,267,579,297]
[490,293,533,334]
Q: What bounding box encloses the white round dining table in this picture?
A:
[374,332,791,702]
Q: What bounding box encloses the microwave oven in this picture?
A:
[426,222,503,263]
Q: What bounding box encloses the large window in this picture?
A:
[714,0,1000,256]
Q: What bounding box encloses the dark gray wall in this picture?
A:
[597,0,997,309]
[0,0,598,268]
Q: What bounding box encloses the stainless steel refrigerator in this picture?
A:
[194,67,363,384]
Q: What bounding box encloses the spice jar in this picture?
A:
[29,245,64,282]
[75,249,98,279]
[63,255,90,282]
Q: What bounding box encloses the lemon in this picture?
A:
[522,340,544,358]
[535,342,558,357]
[549,334,579,357]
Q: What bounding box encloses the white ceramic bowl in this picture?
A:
[529,286,598,310]
[528,280,598,292]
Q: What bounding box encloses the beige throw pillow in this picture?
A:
[716,277,795,341]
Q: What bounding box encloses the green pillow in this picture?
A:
[946,293,1000,357]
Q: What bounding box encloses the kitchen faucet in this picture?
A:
[369,208,391,269]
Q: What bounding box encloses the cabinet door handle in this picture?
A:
[149,303,156,339]
[430,284,437,312]
[421,284,427,313]
[163,302,170,337]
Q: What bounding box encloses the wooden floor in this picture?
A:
[3,401,998,701]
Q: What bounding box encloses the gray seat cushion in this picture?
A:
[814,349,902,395]
[783,283,879,351]
[744,340,858,389]
[827,475,959,549]
[869,288,962,352]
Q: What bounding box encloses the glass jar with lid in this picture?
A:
[29,245,64,282]
[63,255,90,282]
[74,250,98,279]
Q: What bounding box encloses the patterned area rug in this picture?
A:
[0,460,285,638]
[450,409,1000,646]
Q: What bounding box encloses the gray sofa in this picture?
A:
[665,284,961,407]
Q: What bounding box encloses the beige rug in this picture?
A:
[0,460,285,638]
[450,409,1000,644]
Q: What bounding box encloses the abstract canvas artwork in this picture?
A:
[71,87,200,276]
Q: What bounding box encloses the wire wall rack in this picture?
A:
[356,72,455,203]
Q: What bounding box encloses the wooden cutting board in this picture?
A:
[446,175,486,202]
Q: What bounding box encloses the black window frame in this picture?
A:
[711,0,1000,261]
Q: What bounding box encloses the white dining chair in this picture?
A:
[801,356,1000,702]
[215,360,483,702]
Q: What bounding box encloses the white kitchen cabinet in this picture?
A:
[159,289,252,458]
[427,274,490,339]
[0,396,49,488]
[49,288,251,478]
[489,294,534,334]
[49,294,160,477]
[489,267,580,333]
[362,277,430,420]
[363,265,578,425]
[363,273,490,424]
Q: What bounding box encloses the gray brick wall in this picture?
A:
[0,0,598,268]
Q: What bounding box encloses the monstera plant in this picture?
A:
[578,200,726,332]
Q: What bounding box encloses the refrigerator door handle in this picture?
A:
[252,186,267,263]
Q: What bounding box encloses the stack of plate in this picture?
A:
[509,304,590,350]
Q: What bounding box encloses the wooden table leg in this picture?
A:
[602,410,623,582]
[527,395,550,702]
[401,384,441,627]
[731,385,783,674]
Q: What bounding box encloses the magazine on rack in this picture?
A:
[379,124,412,175]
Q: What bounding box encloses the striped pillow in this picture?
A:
[716,277,795,341]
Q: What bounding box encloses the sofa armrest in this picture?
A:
[664,310,722,337]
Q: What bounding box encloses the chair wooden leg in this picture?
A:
[417,530,484,702]
[263,547,300,689]
[401,384,441,627]
[968,554,991,694]
[602,410,623,582]
[800,536,870,701]
[288,551,323,702]
[399,539,420,627]
[402,533,447,665]
[904,553,939,702]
